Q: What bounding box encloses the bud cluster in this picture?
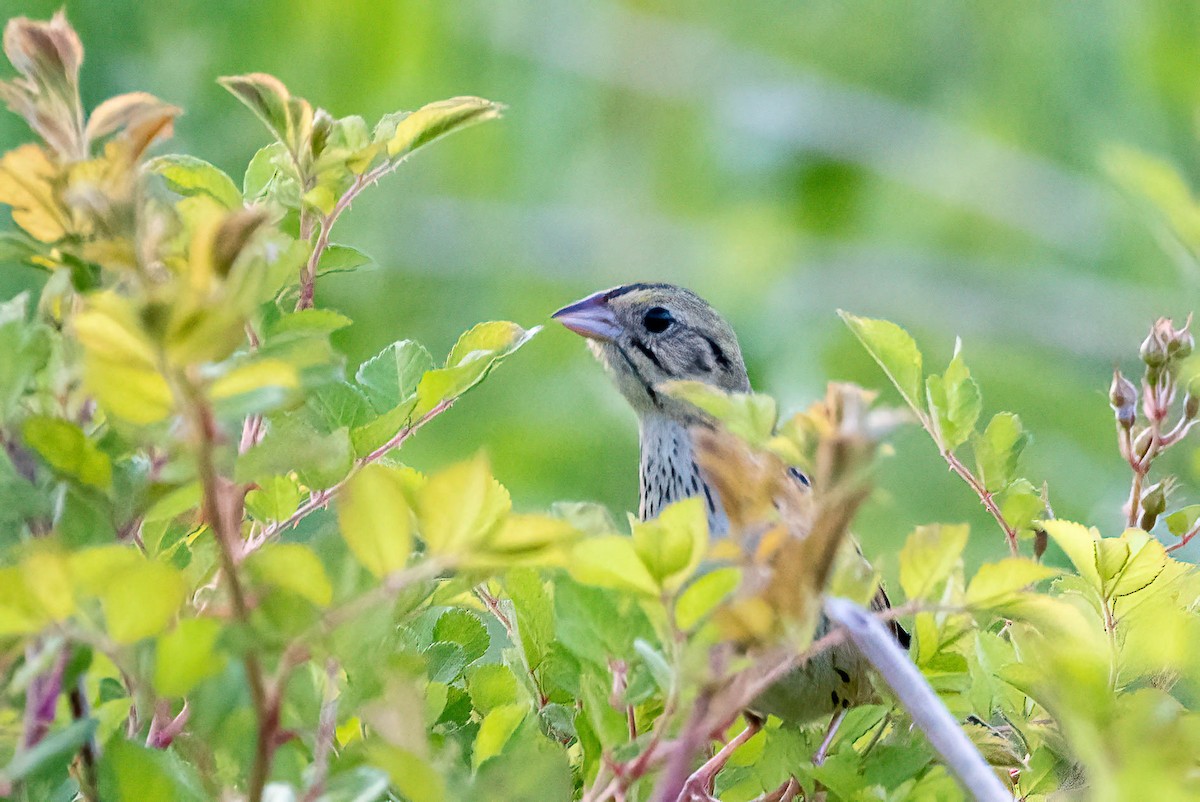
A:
[1116,315,1200,535]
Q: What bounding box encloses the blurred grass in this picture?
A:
[4,0,1200,575]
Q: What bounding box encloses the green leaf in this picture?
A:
[244,475,302,523]
[155,618,226,697]
[101,559,187,643]
[473,703,527,769]
[320,244,372,275]
[237,417,353,489]
[838,311,924,412]
[674,566,741,630]
[266,308,353,336]
[433,608,490,665]
[243,142,290,199]
[1166,505,1200,538]
[0,306,51,423]
[146,154,242,209]
[424,641,467,684]
[1104,528,1168,599]
[659,381,777,446]
[355,339,433,413]
[568,535,659,598]
[337,464,414,578]
[369,747,445,802]
[965,558,1058,608]
[306,381,374,432]
[219,73,312,156]
[553,577,650,668]
[378,96,502,161]
[468,663,520,715]
[0,718,97,787]
[209,358,298,417]
[349,398,419,458]
[925,341,982,450]
[21,550,74,621]
[503,568,554,671]
[972,412,1029,492]
[21,416,112,489]
[246,543,333,605]
[631,497,708,592]
[413,322,539,415]
[98,738,204,802]
[899,523,969,601]
[1041,520,1102,592]
[999,480,1045,537]
[418,454,510,558]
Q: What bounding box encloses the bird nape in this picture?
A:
[553,282,909,780]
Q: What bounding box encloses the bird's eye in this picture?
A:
[642,307,674,334]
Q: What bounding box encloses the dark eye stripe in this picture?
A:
[702,335,732,369]
[631,337,668,373]
[615,345,661,407]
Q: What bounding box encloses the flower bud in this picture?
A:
[1109,370,1137,428]
[1033,525,1048,562]
[1188,393,1200,420]
[1132,428,1154,461]
[1172,329,1194,360]
[311,108,333,158]
[1141,322,1170,368]
[1142,482,1167,518]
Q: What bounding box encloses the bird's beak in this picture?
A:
[552,291,622,342]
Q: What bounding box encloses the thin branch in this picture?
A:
[179,374,274,802]
[941,449,1020,556]
[68,675,98,802]
[301,659,340,802]
[245,399,454,553]
[823,597,1013,802]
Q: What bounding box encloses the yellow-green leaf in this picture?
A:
[337,463,414,578]
[413,322,538,415]
[474,514,576,566]
[838,311,924,411]
[675,566,741,630]
[631,497,709,592]
[418,454,510,558]
[0,566,47,635]
[146,154,242,209]
[22,550,75,622]
[155,618,226,696]
[1041,520,1102,592]
[898,523,969,601]
[1106,528,1167,599]
[972,412,1029,493]
[965,558,1058,608]
[659,381,777,446]
[568,535,660,598]
[472,703,527,768]
[209,359,298,402]
[383,97,502,161]
[925,342,981,450]
[21,416,112,489]
[369,746,445,802]
[245,543,333,606]
[100,560,187,643]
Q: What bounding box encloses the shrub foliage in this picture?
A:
[3,12,1200,802]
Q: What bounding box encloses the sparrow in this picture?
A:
[552,283,907,728]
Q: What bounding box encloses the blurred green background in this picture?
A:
[4,1,1200,575]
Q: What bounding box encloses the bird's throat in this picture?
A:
[638,414,730,536]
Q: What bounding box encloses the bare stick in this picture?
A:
[824,597,1012,802]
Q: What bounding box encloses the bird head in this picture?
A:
[552,283,750,418]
